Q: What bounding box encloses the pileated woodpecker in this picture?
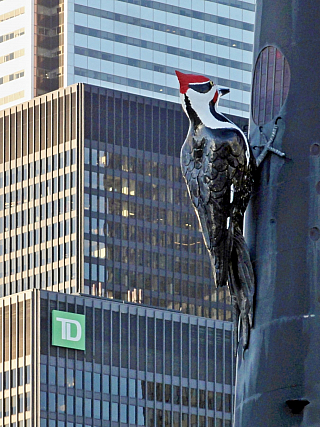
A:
[176,70,255,349]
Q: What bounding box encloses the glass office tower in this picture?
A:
[0,0,255,117]
[0,83,250,319]
[0,289,234,427]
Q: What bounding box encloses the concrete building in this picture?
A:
[0,289,234,426]
[0,0,255,118]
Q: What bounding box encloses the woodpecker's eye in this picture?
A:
[189,81,213,94]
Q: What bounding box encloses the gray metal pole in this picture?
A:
[234,1,320,426]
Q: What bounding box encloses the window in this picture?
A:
[76,396,83,416]
[67,395,74,415]
[102,374,109,394]
[85,398,92,418]
[84,371,92,391]
[129,405,136,424]
[102,401,109,420]
[71,148,76,164]
[76,370,83,389]
[115,376,126,397]
[111,376,118,395]
[93,373,101,393]
[94,399,100,419]
[129,378,136,398]
[138,406,145,425]
[58,394,65,413]
[111,402,118,422]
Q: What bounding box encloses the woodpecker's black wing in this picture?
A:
[182,126,254,288]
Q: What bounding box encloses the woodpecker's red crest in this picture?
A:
[175,70,212,94]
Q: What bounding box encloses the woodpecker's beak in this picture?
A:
[219,88,230,97]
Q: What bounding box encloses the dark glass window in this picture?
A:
[84,371,92,391]
[165,320,172,375]
[216,329,223,384]
[120,377,127,396]
[93,373,101,393]
[191,388,197,407]
[111,376,118,395]
[85,398,92,418]
[182,387,189,406]
[129,378,136,398]
[76,370,83,389]
[49,392,56,412]
[111,402,119,422]
[67,395,74,415]
[147,317,155,372]
[76,396,83,416]
[102,401,110,420]
[173,322,180,376]
[94,399,101,419]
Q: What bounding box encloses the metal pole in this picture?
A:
[234,1,320,425]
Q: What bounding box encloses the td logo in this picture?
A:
[52,310,85,350]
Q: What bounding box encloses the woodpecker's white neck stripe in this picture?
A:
[182,90,250,166]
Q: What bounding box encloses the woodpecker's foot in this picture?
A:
[253,117,286,166]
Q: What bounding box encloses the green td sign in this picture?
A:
[52,310,85,350]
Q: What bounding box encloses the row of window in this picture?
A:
[92,290,230,320]
[85,172,190,206]
[1,267,76,296]
[75,66,178,97]
[86,287,229,319]
[85,268,220,304]
[84,148,182,183]
[0,49,24,65]
[2,420,30,427]
[75,45,249,95]
[84,244,209,277]
[0,242,76,277]
[0,70,24,86]
[90,220,202,254]
[75,4,253,53]
[74,26,251,72]
[0,7,25,23]
[0,366,30,390]
[41,368,231,411]
[41,398,230,427]
[1,149,76,187]
[0,27,25,44]
[0,219,76,254]
[0,198,76,232]
[85,195,195,229]
[99,268,223,301]
[0,91,24,108]
[0,393,30,417]
[1,179,76,211]
[75,1,254,31]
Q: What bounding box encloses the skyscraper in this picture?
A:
[0,288,234,427]
[0,0,255,118]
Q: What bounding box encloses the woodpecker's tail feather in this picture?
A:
[210,228,233,288]
[228,226,254,351]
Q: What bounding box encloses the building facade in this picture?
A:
[0,0,33,109]
[0,0,255,117]
[0,289,234,426]
[0,83,248,320]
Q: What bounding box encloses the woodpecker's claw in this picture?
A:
[254,117,286,166]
